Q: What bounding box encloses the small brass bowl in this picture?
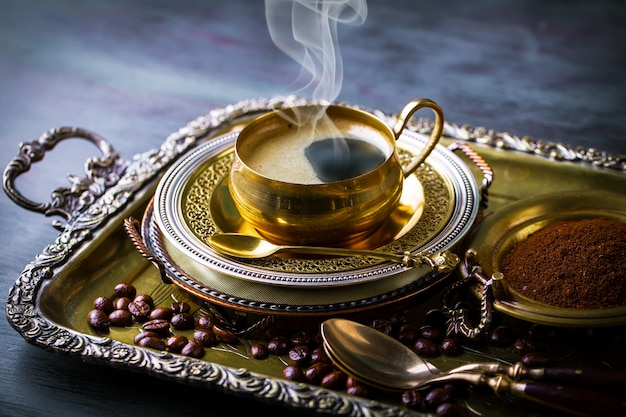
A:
[229,99,444,246]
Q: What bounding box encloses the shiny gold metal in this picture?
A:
[228,100,444,246]
[207,232,460,272]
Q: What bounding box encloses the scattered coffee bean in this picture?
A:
[440,338,463,356]
[401,390,422,410]
[87,309,109,332]
[133,294,154,309]
[310,346,330,363]
[513,338,539,356]
[114,297,131,311]
[114,283,136,299]
[288,345,310,366]
[282,364,305,382]
[304,362,334,385]
[419,324,444,343]
[488,325,513,346]
[521,351,551,368]
[137,336,166,351]
[346,384,369,398]
[93,296,114,314]
[250,343,269,359]
[414,338,440,357]
[194,329,217,347]
[171,301,190,314]
[128,300,151,321]
[181,340,205,358]
[142,319,170,337]
[425,387,453,409]
[166,335,189,353]
[134,331,159,345]
[197,314,217,330]
[108,309,133,327]
[321,370,347,389]
[149,306,173,321]
[267,336,290,356]
[171,312,195,330]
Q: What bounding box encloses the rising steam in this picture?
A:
[265,0,368,103]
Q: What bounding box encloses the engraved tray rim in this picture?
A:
[5,96,626,417]
[153,128,479,288]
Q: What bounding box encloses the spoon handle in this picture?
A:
[284,246,460,272]
[504,377,626,417]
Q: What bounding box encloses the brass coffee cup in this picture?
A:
[229,98,444,246]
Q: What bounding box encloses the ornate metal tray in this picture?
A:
[4,97,626,417]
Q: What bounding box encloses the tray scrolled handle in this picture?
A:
[2,126,126,228]
[443,248,494,340]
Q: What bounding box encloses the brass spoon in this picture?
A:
[207,232,460,272]
[320,318,626,417]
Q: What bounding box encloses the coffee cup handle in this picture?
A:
[391,98,445,176]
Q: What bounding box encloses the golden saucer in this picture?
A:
[153,129,480,289]
[464,189,626,327]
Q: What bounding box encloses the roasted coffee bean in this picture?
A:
[521,351,551,368]
[346,376,361,388]
[310,346,330,363]
[108,309,133,326]
[401,390,422,410]
[133,294,154,309]
[424,387,453,409]
[87,309,110,332]
[436,403,468,417]
[194,329,217,347]
[288,345,310,366]
[370,318,394,336]
[149,306,173,321]
[513,338,539,356]
[419,325,444,343]
[93,296,114,314]
[414,338,440,357]
[488,325,513,346]
[250,343,269,359]
[267,336,290,356]
[212,324,237,343]
[440,338,463,356]
[290,330,311,347]
[197,314,216,330]
[282,364,305,382]
[171,301,190,314]
[397,324,418,345]
[134,331,159,345]
[138,336,166,351]
[114,297,131,311]
[321,370,347,389]
[310,331,323,346]
[171,312,195,330]
[114,283,136,299]
[181,340,205,358]
[128,300,151,321]
[142,319,170,337]
[346,384,369,398]
[304,362,334,385]
[166,335,189,353]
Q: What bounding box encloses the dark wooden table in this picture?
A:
[1,1,624,416]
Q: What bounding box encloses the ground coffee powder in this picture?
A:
[500,217,626,309]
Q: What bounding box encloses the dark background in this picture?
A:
[1,1,625,416]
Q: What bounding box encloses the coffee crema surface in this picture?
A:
[240,121,392,184]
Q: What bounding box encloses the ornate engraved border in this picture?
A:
[4,96,625,417]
